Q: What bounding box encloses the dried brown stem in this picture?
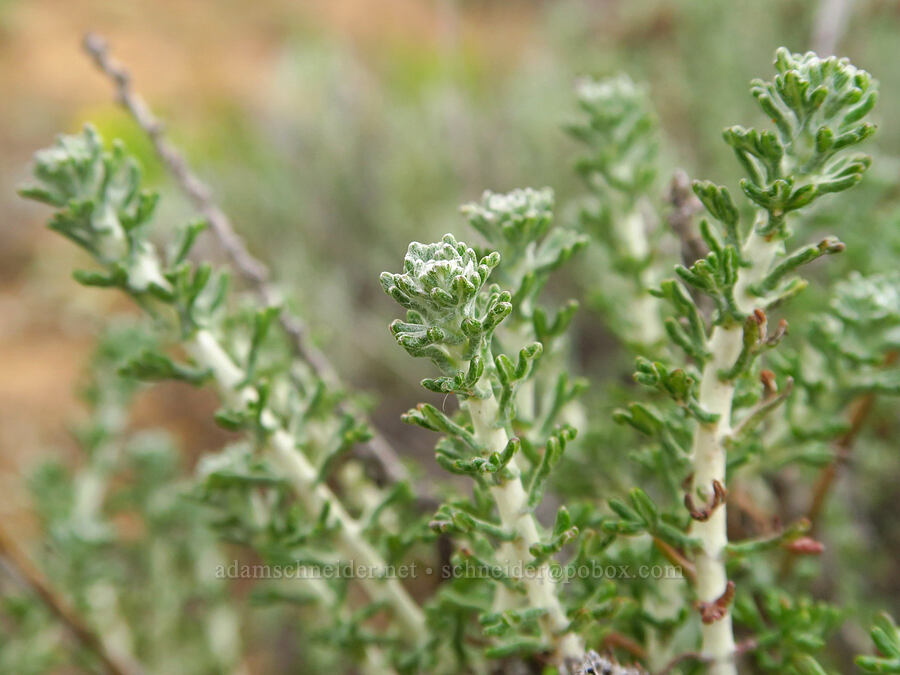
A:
[0,526,142,675]
[651,536,696,585]
[666,170,706,267]
[807,394,877,530]
[602,631,648,661]
[782,351,898,577]
[82,32,417,492]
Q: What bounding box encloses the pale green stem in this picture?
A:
[99,225,418,663]
[644,583,683,671]
[691,326,740,675]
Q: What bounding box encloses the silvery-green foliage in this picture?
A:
[14,42,900,675]
[384,191,597,668]
[463,188,555,250]
[609,48,886,673]
[462,188,586,332]
[730,48,877,235]
[380,234,509,378]
[732,590,842,672]
[461,188,587,442]
[19,127,168,294]
[20,127,432,673]
[763,271,900,458]
[567,76,658,199]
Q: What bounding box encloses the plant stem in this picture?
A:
[622,207,665,346]
[466,392,583,666]
[652,537,696,585]
[781,350,896,578]
[188,330,427,640]
[666,170,706,267]
[269,430,426,636]
[689,224,780,674]
[0,526,143,675]
[691,327,739,675]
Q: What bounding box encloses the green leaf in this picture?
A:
[119,349,211,384]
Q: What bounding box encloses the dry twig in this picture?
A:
[651,536,696,585]
[0,525,142,675]
[82,32,417,493]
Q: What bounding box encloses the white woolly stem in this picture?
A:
[268,430,426,637]
[691,326,739,675]
[621,208,665,345]
[466,392,584,666]
[632,290,665,346]
[107,234,423,657]
[188,329,426,644]
[690,223,781,674]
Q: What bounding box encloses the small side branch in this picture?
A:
[806,386,881,530]
[696,580,735,625]
[651,536,696,585]
[684,479,727,522]
[782,352,896,577]
[601,631,648,661]
[0,526,143,675]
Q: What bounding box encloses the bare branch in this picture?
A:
[0,525,143,675]
[82,32,417,492]
[665,169,705,267]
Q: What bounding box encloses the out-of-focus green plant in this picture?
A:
[0,325,241,674]
[565,75,667,349]
[857,613,900,673]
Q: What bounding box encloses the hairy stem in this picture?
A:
[269,430,426,637]
[466,392,583,666]
[690,224,780,673]
[691,327,739,674]
[188,330,427,640]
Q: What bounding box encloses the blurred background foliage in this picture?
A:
[2,0,900,670]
